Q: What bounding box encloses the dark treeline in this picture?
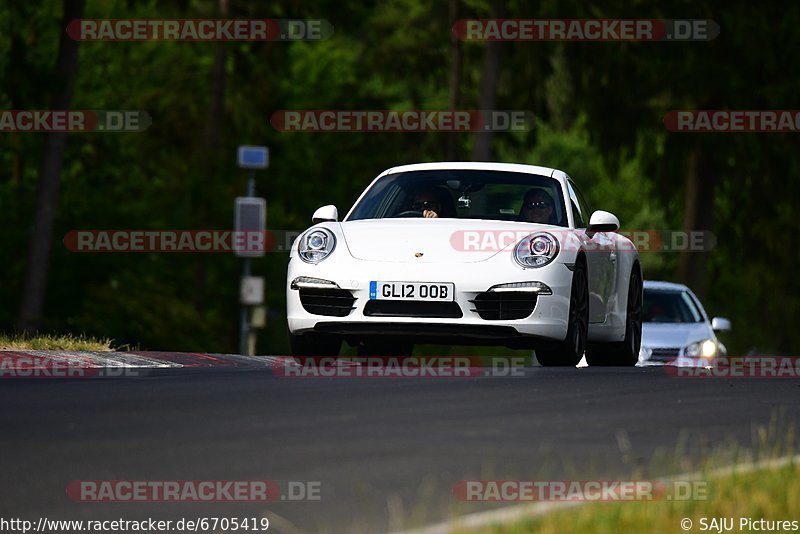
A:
[1,0,798,354]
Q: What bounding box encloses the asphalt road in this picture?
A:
[1,364,799,533]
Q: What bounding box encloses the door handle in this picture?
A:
[609,252,617,263]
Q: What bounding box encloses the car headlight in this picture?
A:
[298,228,336,263]
[685,339,718,359]
[514,232,559,268]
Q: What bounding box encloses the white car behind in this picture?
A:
[639,280,731,366]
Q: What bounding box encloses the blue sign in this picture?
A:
[237,146,269,169]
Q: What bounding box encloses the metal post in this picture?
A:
[239,170,256,355]
[246,169,255,197]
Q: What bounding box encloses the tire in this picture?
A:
[585,266,642,366]
[289,331,341,364]
[535,257,588,367]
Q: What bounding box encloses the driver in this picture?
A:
[412,188,444,218]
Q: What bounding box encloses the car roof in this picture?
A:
[377,161,559,179]
[644,280,690,292]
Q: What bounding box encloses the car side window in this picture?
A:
[566,180,587,228]
[572,181,592,224]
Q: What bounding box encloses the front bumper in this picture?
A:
[638,346,718,367]
[286,256,573,346]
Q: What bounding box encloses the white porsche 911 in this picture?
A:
[286,162,643,366]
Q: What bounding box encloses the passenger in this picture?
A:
[519,188,557,224]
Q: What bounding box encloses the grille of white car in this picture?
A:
[363,300,463,318]
[649,347,681,362]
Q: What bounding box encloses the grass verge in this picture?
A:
[488,459,800,533]
[0,333,113,351]
[403,416,796,534]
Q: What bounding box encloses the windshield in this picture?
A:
[643,289,704,323]
[346,170,568,226]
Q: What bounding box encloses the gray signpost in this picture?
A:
[235,146,268,355]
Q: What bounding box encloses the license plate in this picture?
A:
[369,281,455,301]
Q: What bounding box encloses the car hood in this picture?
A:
[339,219,551,263]
[641,322,714,349]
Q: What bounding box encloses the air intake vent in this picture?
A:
[299,288,356,317]
[470,292,537,320]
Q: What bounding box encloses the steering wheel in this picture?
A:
[394,210,424,218]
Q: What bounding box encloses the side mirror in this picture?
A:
[711,317,732,332]
[312,205,338,224]
[586,210,620,236]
